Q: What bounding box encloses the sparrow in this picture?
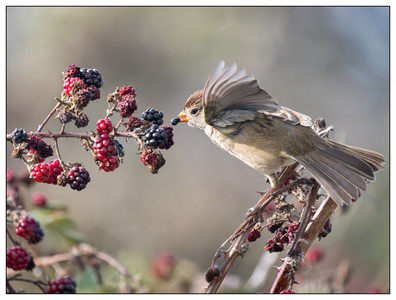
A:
[173,61,386,206]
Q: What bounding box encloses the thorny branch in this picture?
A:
[205,120,335,294]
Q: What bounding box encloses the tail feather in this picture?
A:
[297,141,386,206]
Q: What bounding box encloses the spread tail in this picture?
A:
[297,140,386,206]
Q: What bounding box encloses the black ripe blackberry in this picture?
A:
[159,126,174,150]
[75,114,89,128]
[114,139,125,157]
[59,111,73,124]
[68,166,91,191]
[80,68,103,88]
[142,124,167,149]
[141,108,164,125]
[12,128,27,144]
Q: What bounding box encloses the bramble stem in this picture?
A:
[37,102,62,132]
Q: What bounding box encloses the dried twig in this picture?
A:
[205,162,299,293]
[270,196,337,293]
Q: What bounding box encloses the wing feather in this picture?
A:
[202,61,312,128]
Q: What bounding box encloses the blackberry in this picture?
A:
[99,156,119,172]
[119,85,136,97]
[119,95,137,118]
[125,116,143,131]
[59,110,73,124]
[204,265,221,283]
[46,275,77,294]
[28,136,53,159]
[68,166,90,191]
[32,192,48,207]
[87,85,100,100]
[94,134,116,161]
[142,124,167,149]
[47,159,63,185]
[75,114,89,128]
[27,150,45,164]
[96,118,113,134]
[31,163,51,183]
[63,77,86,96]
[12,128,27,144]
[73,88,95,108]
[140,149,158,166]
[142,108,164,125]
[63,64,82,80]
[159,126,174,150]
[15,216,44,244]
[171,118,180,126]
[114,139,125,157]
[80,68,103,88]
[7,246,34,271]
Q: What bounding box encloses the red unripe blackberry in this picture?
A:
[46,159,63,185]
[94,134,116,160]
[31,163,51,183]
[46,275,77,294]
[32,192,48,207]
[99,156,119,172]
[27,150,45,164]
[119,95,137,118]
[96,118,113,134]
[248,226,261,242]
[119,85,136,97]
[280,290,295,294]
[63,77,86,96]
[7,246,33,271]
[15,216,44,244]
[68,166,90,191]
[140,149,158,166]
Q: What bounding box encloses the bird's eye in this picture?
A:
[191,108,200,115]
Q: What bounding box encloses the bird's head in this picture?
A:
[173,89,207,130]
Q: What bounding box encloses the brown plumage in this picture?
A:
[176,61,386,206]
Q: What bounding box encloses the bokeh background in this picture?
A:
[6,6,389,293]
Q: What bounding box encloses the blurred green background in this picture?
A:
[6,7,389,293]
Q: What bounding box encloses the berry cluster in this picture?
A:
[28,136,54,159]
[204,265,221,283]
[32,192,48,207]
[12,128,27,144]
[142,108,164,125]
[68,166,91,191]
[93,118,121,172]
[58,64,104,128]
[264,223,300,253]
[142,125,174,150]
[46,275,77,294]
[7,246,34,271]
[15,216,44,244]
[31,159,63,185]
[247,223,261,242]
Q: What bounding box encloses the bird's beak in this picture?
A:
[177,111,190,122]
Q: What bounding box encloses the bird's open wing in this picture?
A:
[202,61,312,128]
